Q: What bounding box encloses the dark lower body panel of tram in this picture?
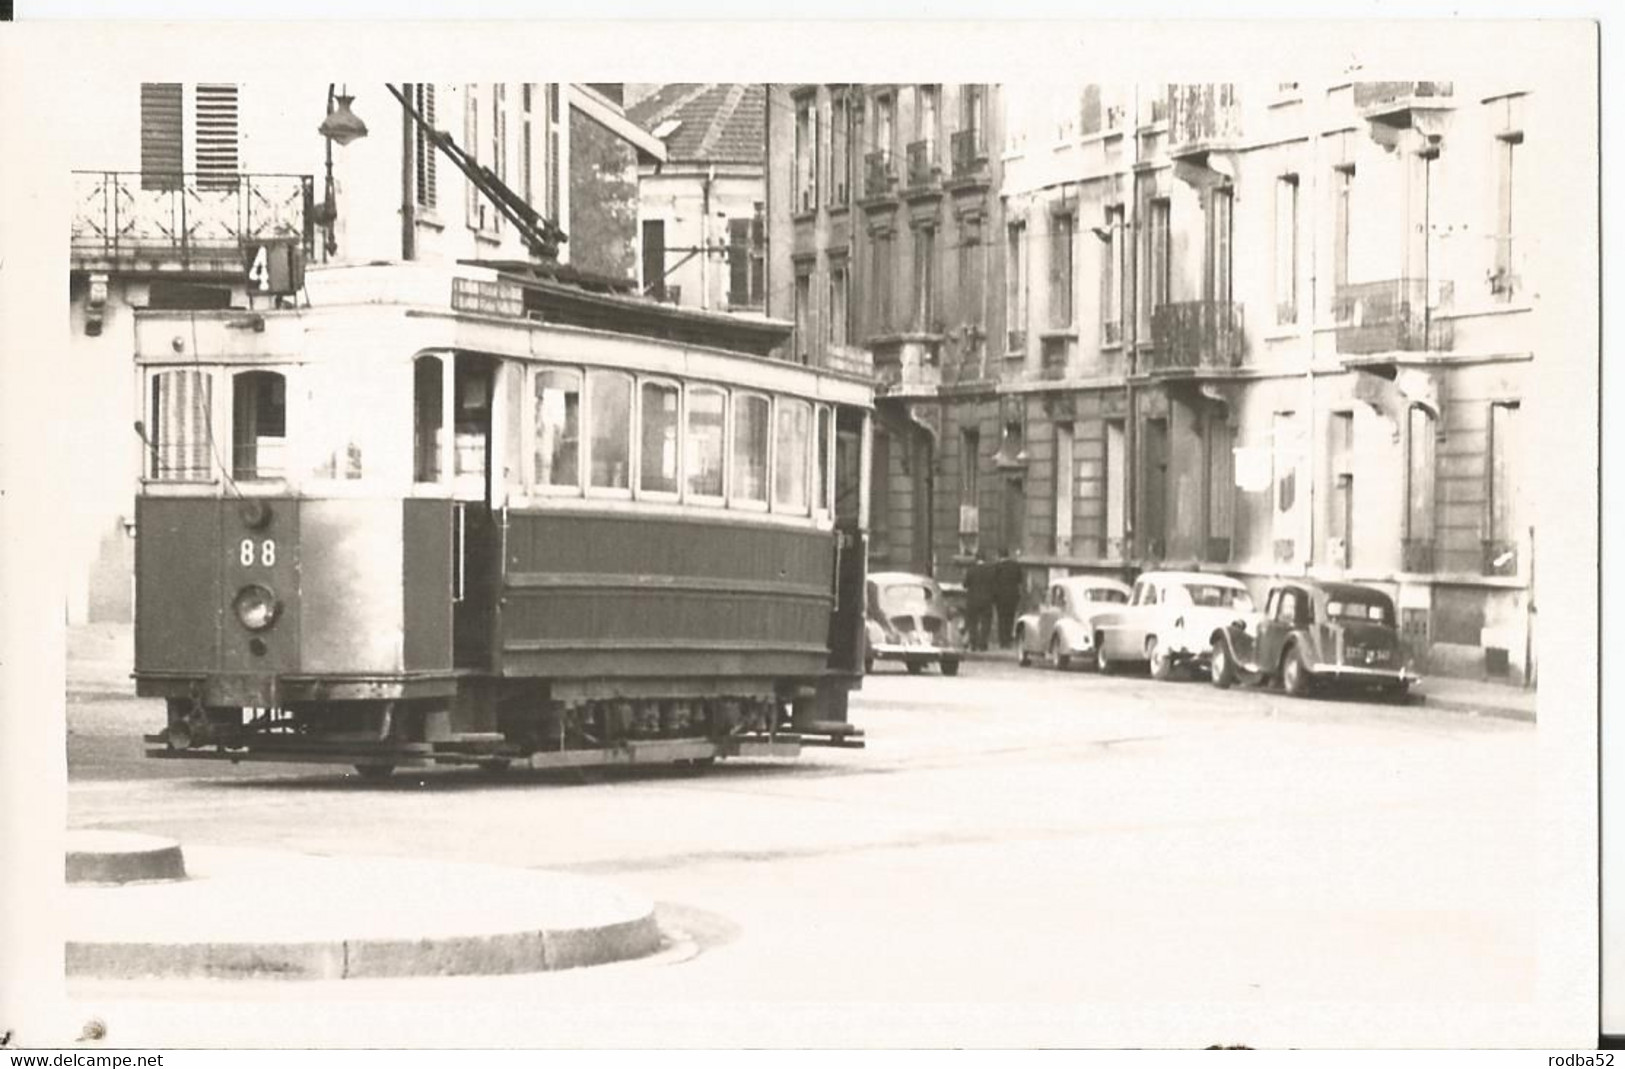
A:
[135,496,866,775]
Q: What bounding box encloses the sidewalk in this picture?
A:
[959,644,1537,723]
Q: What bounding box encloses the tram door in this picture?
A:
[451,353,501,669]
[827,406,868,673]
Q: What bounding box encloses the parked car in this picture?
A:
[1208,579,1419,700]
[1015,576,1133,669]
[1091,571,1255,679]
[864,571,963,676]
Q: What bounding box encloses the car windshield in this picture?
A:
[1182,583,1254,611]
[881,582,938,613]
[1326,598,1393,624]
[1080,588,1128,604]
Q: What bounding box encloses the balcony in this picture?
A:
[1145,301,1245,376]
[948,129,988,186]
[1165,84,1242,161]
[868,334,943,394]
[862,151,896,201]
[1354,81,1454,127]
[72,171,314,275]
[904,140,939,191]
[1334,278,1454,355]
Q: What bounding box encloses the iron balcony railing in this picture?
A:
[1165,84,1243,153]
[1146,300,1245,374]
[1353,81,1454,111]
[72,170,315,269]
[1333,278,1454,354]
[863,150,895,199]
[949,129,987,178]
[905,140,938,187]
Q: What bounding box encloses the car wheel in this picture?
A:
[941,659,961,677]
[864,655,875,675]
[1381,681,1411,705]
[906,661,925,675]
[1148,638,1174,682]
[1210,636,1236,689]
[1281,644,1312,697]
[1095,636,1113,675]
[1016,626,1032,667]
[1048,634,1071,671]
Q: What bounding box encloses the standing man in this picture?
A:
[992,547,1023,649]
[964,550,994,652]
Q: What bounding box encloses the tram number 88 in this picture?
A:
[239,539,277,567]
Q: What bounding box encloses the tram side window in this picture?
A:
[816,405,832,514]
[148,369,213,481]
[774,399,811,513]
[732,393,770,505]
[588,369,632,491]
[686,387,726,501]
[414,355,444,483]
[533,367,581,490]
[454,359,491,479]
[231,371,287,481]
[639,380,680,495]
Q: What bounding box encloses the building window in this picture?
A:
[1054,422,1075,556]
[793,271,813,363]
[774,400,813,514]
[874,93,895,160]
[916,84,939,164]
[685,387,726,501]
[1486,400,1521,574]
[1080,84,1103,137]
[1333,164,1354,302]
[732,393,771,505]
[1104,419,1126,557]
[1147,198,1171,322]
[414,84,438,209]
[831,90,850,206]
[1275,174,1299,324]
[1006,219,1027,351]
[913,225,937,333]
[639,380,681,496]
[641,219,666,301]
[1049,212,1074,329]
[1101,205,1124,345]
[794,95,818,214]
[1207,186,1233,304]
[140,83,184,191]
[962,85,986,153]
[829,261,850,349]
[546,84,562,224]
[147,369,211,480]
[194,83,239,190]
[1328,409,1354,566]
[728,217,765,309]
[519,83,533,207]
[957,216,984,337]
[532,367,581,491]
[466,85,488,232]
[869,229,893,336]
[492,84,507,185]
[1491,132,1522,300]
[231,370,286,481]
[587,369,632,491]
[1404,405,1436,571]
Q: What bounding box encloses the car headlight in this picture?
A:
[233,584,282,631]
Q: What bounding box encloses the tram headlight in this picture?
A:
[233,584,282,631]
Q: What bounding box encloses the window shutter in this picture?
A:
[415,84,438,209]
[140,82,183,191]
[195,84,240,189]
[728,219,750,306]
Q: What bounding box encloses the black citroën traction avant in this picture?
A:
[133,257,873,778]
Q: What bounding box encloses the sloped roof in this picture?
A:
[626,83,765,165]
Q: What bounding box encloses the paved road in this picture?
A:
[66,658,1542,1047]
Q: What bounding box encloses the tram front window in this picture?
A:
[232,370,286,481]
[147,369,212,481]
[588,369,632,490]
[640,381,680,494]
[774,399,811,513]
[414,355,443,483]
[533,367,581,490]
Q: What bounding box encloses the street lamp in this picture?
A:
[316,85,369,258]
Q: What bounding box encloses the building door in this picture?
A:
[1001,475,1025,556]
[1142,417,1169,560]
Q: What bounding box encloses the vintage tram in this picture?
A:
[132,262,871,776]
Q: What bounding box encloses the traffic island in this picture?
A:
[66,844,662,980]
[67,830,187,885]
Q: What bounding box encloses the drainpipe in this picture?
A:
[1124,83,1140,573]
